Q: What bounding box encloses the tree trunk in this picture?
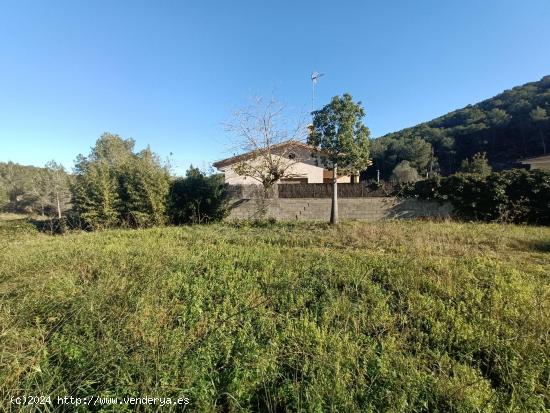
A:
[56,192,62,219]
[330,164,338,225]
[540,128,547,154]
[519,124,527,157]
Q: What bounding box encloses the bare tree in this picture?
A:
[44,161,71,219]
[225,97,309,197]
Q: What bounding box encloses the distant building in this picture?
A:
[213,140,358,185]
[519,154,550,171]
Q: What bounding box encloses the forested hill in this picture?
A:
[0,161,72,216]
[370,75,550,178]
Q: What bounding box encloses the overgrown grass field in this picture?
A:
[1,219,549,412]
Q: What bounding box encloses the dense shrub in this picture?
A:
[409,169,550,224]
[168,167,228,224]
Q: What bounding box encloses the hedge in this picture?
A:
[407,169,550,225]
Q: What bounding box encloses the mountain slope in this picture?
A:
[370,75,550,178]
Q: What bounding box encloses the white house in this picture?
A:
[212,140,356,185]
[519,154,550,171]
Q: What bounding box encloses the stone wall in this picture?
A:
[227,197,453,221]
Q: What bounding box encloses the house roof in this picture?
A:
[519,154,550,163]
[212,140,320,169]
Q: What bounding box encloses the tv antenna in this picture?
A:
[311,71,324,113]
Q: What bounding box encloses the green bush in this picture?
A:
[391,160,421,183]
[409,169,550,225]
[459,152,492,176]
[168,167,228,224]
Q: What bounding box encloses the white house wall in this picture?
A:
[221,154,325,185]
[521,155,550,171]
[271,146,353,182]
[217,145,354,185]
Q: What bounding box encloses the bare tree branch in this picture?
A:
[224,97,310,195]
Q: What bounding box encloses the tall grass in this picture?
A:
[1,220,549,412]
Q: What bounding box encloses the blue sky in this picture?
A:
[1,0,549,175]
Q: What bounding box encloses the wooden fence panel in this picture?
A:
[278,183,395,198]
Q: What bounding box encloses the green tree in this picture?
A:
[43,161,72,218]
[372,134,434,179]
[459,152,493,177]
[89,133,135,167]
[487,108,511,151]
[391,160,420,183]
[308,93,371,224]
[0,181,7,209]
[417,126,454,151]
[72,159,120,229]
[530,106,549,154]
[72,133,170,229]
[120,148,170,227]
[0,161,68,215]
[373,76,550,173]
[168,167,227,224]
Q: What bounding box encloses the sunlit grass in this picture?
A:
[1,220,549,412]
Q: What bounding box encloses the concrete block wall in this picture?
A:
[227,197,453,221]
